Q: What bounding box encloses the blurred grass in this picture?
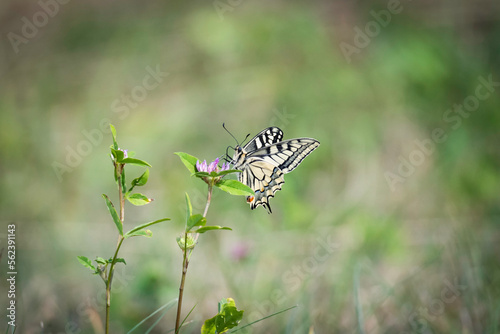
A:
[1,0,500,333]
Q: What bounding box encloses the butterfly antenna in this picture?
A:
[243,133,251,144]
[223,123,240,145]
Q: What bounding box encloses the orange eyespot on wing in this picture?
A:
[246,196,255,203]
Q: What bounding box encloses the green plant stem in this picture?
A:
[202,183,212,218]
[105,236,124,334]
[175,183,213,333]
[175,231,189,333]
[105,163,126,334]
[117,163,125,224]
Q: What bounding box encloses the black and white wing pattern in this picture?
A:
[231,127,320,213]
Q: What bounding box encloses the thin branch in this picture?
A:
[175,231,189,333]
[175,183,213,333]
[105,164,126,334]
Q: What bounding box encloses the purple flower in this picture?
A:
[208,158,219,173]
[196,158,230,174]
[196,160,208,172]
[196,158,231,184]
[220,162,230,172]
[230,242,250,262]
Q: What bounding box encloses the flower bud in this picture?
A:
[176,234,196,251]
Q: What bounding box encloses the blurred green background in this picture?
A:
[1,0,500,333]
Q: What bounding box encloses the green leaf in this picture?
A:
[124,218,171,239]
[196,225,232,234]
[95,257,107,265]
[215,179,254,196]
[113,156,119,183]
[126,229,153,238]
[131,169,149,188]
[214,169,241,176]
[77,256,96,271]
[121,168,127,193]
[185,193,193,218]
[194,170,240,178]
[121,158,152,168]
[102,194,123,236]
[202,318,216,333]
[228,305,297,333]
[175,152,199,174]
[126,298,178,334]
[201,298,244,334]
[177,303,197,334]
[127,193,153,206]
[114,258,127,265]
[110,124,118,150]
[111,148,125,162]
[187,214,206,231]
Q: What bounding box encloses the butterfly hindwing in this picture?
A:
[238,158,285,213]
[232,127,319,213]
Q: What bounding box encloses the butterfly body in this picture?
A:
[231,127,320,213]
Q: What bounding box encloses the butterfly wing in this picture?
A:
[246,138,320,173]
[236,133,320,213]
[242,127,284,152]
[238,157,285,213]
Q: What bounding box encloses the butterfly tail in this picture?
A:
[248,167,284,213]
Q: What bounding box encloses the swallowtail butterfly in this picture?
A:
[227,126,320,213]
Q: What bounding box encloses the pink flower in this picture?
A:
[196,160,208,172]
[196,158,230,174]
[195,158,231,185]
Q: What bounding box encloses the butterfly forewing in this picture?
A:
[232,127,319,213]
[242,127,283,152]
[248,138,320,173]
